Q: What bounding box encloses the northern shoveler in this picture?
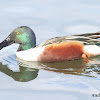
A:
[0,26,100,62]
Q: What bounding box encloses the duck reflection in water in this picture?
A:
[17,56,100,79]
[16,55,100,78]
[0,55,100,82]
[0,62,39,82]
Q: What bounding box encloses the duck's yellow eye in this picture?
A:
[17,32,20,35]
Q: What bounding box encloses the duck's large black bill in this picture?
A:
[0,36,14,50]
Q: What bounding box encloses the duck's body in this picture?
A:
[0,26,100,62]
[16,41,84,62]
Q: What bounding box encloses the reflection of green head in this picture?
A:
[0,62,39,82]
[12,66,39,82]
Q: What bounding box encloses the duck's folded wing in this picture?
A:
[37,32,100,47]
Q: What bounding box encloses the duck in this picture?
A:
[0,26,100,62]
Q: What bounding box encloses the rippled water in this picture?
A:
[0,0,100,100]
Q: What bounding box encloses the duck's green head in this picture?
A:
[0,26,36,51]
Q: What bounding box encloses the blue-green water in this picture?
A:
[0,0,100,100]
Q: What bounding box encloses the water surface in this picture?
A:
[0,0,100,100]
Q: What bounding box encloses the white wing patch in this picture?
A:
[83,45,100,56]
[16,47,45,61]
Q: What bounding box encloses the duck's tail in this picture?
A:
[67,32,100,45]
[74,31,100,38]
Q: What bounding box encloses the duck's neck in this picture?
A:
[17,42,36,51]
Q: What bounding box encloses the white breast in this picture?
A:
[16,47,45,61]
[83,45,100,57]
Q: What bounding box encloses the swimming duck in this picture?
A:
[0,26,100,62]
